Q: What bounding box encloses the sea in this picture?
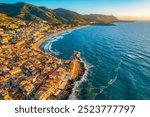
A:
[40,22,150,100]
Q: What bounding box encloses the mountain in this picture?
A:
[0,2,118,25]
[53,8,87,25]
[0,2,61,24]
[84,14,118,24]
[0,2,87,25]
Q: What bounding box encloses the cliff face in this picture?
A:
[0,2,118,25]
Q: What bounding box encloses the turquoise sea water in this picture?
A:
[40,22,150,100]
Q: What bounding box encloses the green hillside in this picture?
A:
[54,8,88,25]
[0,2,118,25]
[0,13,24,25]
[0,2,61,24]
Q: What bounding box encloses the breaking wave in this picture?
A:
[43,30,73,55]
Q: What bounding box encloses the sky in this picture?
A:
[1,0,150,20]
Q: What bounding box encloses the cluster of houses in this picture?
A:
[0,20,79,100]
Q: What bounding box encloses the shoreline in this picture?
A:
[34,29,71,48]
[34,25,88,100]
[52,52,87,100]
[34,25,89,48]
[68,53,87,100]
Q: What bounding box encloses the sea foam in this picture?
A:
[69,56,94,100]
[44,30,73,55]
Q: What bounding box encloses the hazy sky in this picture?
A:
[1,0,150,20]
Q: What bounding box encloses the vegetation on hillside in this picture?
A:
[0,2,118,25]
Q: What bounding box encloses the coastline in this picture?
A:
[34,29,70,48]
[34,25,88,100]
[52,52,87,100]
[34,25,89,48]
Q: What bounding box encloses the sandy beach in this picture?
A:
[34,31,66,48]
[34,25,89,48]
